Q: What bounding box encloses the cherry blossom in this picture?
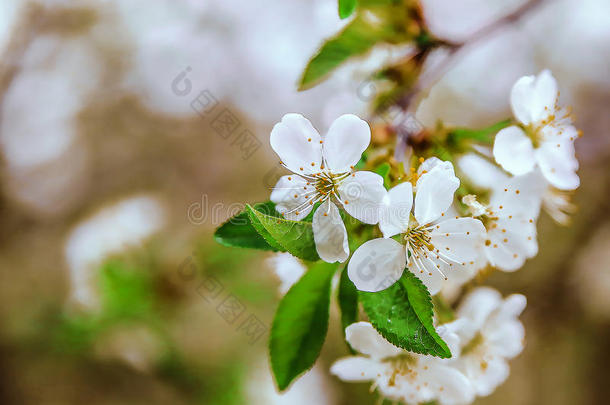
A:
[270,114,386,263]
[348,158,486,294]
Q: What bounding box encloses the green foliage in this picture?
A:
[50,260,159,355]
[338,267,359,346]
[214,202,320,261]
[100,260,154,319]
[299,4,413,90]
[338,0,358,19]
[448,119,512,145]
[374,162,391,189]
[246,204,320,261]
[214,202,281,251]
[270,262,338,390]
[360,271,451,358]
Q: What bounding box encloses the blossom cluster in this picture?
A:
[266,70,580,404]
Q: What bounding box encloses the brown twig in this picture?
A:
[395,0,546,112]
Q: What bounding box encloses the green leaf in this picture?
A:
[374,162,391,189]
[338,267,359,331]
[360,271,451,358]
[299,15,401,90]
[338,267,359,345]
[270,262,338,390]
[338,0,358,19]
[449,119,512,145]
[246,204,320,261]
[100,260,153,319]
[214,202,281,251]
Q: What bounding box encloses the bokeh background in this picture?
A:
[0,0,609,404]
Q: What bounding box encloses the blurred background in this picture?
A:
[0,0,609,404]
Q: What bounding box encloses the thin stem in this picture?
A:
[392,0,546,158]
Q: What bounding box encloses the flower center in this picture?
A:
[386,354,418,386]
[460,332,485,356]
[404,225,434,252]
[310,171,349,202]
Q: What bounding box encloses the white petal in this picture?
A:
[312,200,349,263]
[323,114,371,173]
[430,218,486,263]
[421,360,476,405]
[485,217,537,272]
[345,321,402,359]
[266,253,306,295]
[414,163,460,225]
[379,182,413,238]
[348,238,405,292]
[270,175,315,221]
[511,74,536,125]
[489,172,545,221]
[417,157,454,176]
[461,355,509,397]
[510,70,557,125]
[497,293,527,319]
[535,139,580,190]
[457,153,510,189]
[484,294,526,358]
[330,356,384,382]
[270,113,323,175]
[409,218,485,296]
[493,126,535,176]
[337,171,386,224]
[531,69,559,123]
[457,287,502,330]
[436,320,469,358]
[485,320,525,359]
[407,254,445,296]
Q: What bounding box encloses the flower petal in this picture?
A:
[270,175,315,221]
[458,152,510,189]
[417,157,455,176]
[312,200,349,263]
[511,75,536,125]
[456,287,502,330]
[531,69,559,123]
[430,218,487,264]
[489,172,545,221]
[485,217,538,272]
[270,113,323,175]
[323,114,371,173]
[348,238,405,292]
[330,356,385,382]
[266,253,306,295]
[510,70,557,125]
[409,218,485,296]
[461,355,509,397]
[493,126,536,176]
[535,139,580,190]
[414,162,460,225]
[379,182,413,238]
[420,360,476,405]
[485,318,525,359]
[337,171,386,224]
[407,253,445,296]
[345,321,402,359]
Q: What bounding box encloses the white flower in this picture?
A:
[266,252,306,295]
[461,173,541,272]
[458,152,574,226]
[541,187,576,226]
[331,322,475,405]
[444,287,526,397]
[348,158,486,294]
[270,114,386,263]
[493,70,580,190]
